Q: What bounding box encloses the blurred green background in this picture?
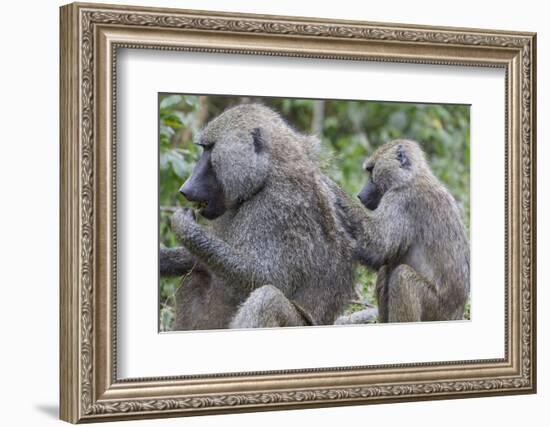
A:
[159,94,470,331]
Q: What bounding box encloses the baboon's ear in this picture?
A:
[251,127,265,153]
[396,144,411,169]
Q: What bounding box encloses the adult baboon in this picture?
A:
[355,139,470,322]
[162,104,358,329]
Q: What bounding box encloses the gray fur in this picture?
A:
[169,104,357,329]
[356,139,470,322]
[230,285,310,328]
[159,246,200,277]
[334,306,378,325]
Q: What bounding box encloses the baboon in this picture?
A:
[160,246,197,277]
[354,139,470,322]
[161,104,359,329]
[160,247,224,329]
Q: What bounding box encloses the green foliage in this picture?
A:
[159,95,471,330]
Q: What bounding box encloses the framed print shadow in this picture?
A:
[60,2,537,423]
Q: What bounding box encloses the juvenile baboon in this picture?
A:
[355,139,470,322]
[163,104,358,329]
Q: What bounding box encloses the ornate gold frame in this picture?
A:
[59,2,537,423]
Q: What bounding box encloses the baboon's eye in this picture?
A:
[251,127,265,153]
[396,145,411,169]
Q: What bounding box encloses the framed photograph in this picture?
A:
[60,2,537,423]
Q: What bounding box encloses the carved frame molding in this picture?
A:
[60,2,536,423]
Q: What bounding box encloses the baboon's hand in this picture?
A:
[171,207,198,238]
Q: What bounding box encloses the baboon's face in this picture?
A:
[358,142,413,210]
[358,165,383,210]
[181,106,272,219]
[179,147,227,220]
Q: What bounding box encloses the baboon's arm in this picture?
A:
[171,208,272,289]
[320,177,411,269]
[159,246,200,277]
[356,191,412,270]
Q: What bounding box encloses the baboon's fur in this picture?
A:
[168,104,359,329]
[356,139,470,322]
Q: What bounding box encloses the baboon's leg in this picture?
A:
[335,266,385,325]
[174,271,237,330]
[334,306,378,325]
[230,285,310,329]
[174,271,213,330]
[386,264,438,323]
[375,266,389,323]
